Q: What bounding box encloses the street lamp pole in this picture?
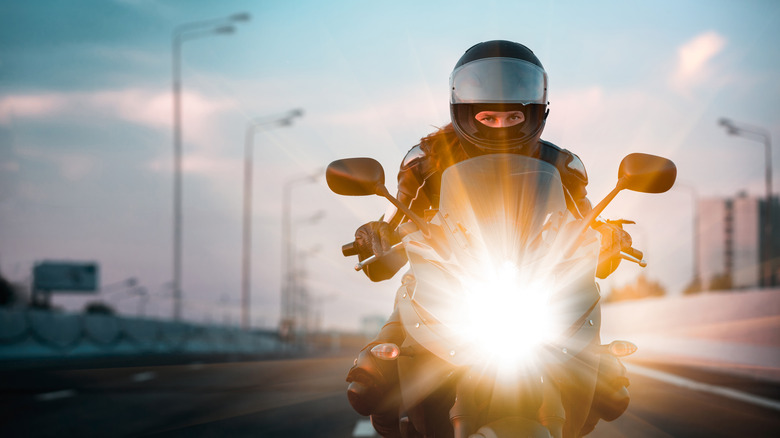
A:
[281,171,321,336]
[676,183,701,291]
[718,118,774,287]
[241,109,304,331]
[171,13,249,322]
[290,213,324,336]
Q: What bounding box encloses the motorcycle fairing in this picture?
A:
[396,154,602,369]
[386,154,609,437]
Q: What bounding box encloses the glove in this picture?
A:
[595,220,633,278]
[598,220,633,257]
[354,221,399,261]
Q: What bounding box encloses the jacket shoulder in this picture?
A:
[396,144,430,199]
[401,144,427,169]
[539,139,588,185]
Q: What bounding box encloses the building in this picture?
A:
[697,194,780,290]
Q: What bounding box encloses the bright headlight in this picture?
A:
[457,260,555,369]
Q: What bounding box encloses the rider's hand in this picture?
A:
[354,221,399,261]
[598,220,632,257]
[595,220,632,278]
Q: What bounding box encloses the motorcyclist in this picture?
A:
[346,40,631,437]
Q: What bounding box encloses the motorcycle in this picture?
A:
[327,153,676,437]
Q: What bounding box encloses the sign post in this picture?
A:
[32,261,100,308]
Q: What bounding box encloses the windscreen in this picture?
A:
[406,154,577,359]
[437,154,567,264]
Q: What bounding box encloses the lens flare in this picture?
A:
[458,260,555,369]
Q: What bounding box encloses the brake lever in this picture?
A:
[620,250,647,267]
[354,242,404,271]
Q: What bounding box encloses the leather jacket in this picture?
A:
[362,125,593,282]
[384,139,591,229]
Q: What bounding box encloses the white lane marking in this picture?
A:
[35,389,76,402]
[132,371,157,383]
[627,363,780,412]
[352,419,377,437]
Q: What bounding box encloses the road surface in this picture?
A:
[1,355,778,437]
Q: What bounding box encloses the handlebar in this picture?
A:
[342,241,358,257]
[342,241,404,271]
[620,247,647,267]
[344,242,647,270]
[623,246,643,261]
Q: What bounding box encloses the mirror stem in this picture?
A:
[565,177,628,258]
[583,177,629,227]
[374,184,431,238]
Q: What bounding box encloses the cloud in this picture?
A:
[145,150,239,178]
[0,95,68,124]
[0,88,239,178]
[0,88,236,135]
[87,89,236,134]
[317,84,446,129]
[672,31,726,91]
[13,142,102,182]
[59,154,100,181]
[0,161,20,172]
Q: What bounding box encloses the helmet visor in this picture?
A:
[450,58,548,105]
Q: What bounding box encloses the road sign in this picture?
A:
[33,261,99,293]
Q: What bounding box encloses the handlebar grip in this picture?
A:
[342,241,358,257]
[624,247,644,261]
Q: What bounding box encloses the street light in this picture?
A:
[292,244,322,336]
[281,171,323,335]
[133,287,149,317]
[675,182,701,292]
[109,286,149,317]
[718,118,774,287]
[100,277,138,294]
[241,109,304,331]
[290,213,325,336]
[310,292,338,335]
[171,13,250,322]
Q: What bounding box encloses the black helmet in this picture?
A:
[450,40,549,154]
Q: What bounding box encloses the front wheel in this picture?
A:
[470,417,552,438]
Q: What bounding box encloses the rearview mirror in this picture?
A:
[618,153,677,194]
[326,158,386,196]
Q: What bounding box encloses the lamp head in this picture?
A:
[230,12,251,22]
[215,25,235,35]
[718,118,738,135]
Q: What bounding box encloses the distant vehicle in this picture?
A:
[84,301,116,316]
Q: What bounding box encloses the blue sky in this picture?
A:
[1,0,779,330]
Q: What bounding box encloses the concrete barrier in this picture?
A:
[601,288,780,382]
[0,309,284,362]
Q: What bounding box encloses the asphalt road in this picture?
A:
[1,354,360,437]
[1,355,778,437]
[589,361,780,438]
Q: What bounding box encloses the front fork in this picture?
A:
[447,340,634,438]
[447,365,548,438]
[448,369,560,438]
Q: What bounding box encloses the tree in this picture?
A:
[682,277,703,295]
[606,274,667,303]
[708,273,732,291]
[84,301,116,315]
[0,274,16,307]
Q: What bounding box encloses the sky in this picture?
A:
[1,0,779,331]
